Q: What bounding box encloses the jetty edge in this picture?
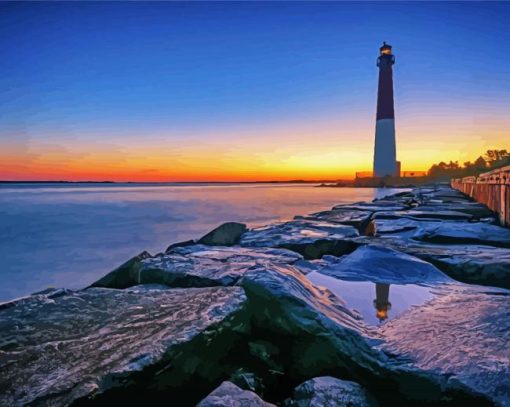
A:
[0,186,509,406]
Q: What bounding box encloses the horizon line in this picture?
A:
[0,179,353,184]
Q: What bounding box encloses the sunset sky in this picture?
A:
[1,1,509,181]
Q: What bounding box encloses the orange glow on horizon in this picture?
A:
[1,115,508,182]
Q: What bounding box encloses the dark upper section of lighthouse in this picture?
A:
[376,42,395,121]
[377,41,395,67]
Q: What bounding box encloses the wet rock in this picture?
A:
[416,203,495,219]
[333,202,408,213]
[374,209,474,221]
[198,222,248,246]
[299,209,373,230]
[239,263,375,339]
[380,284,510,406]
[91,245,302,289]
[314,245,450,285]
[371,217,427,237]
[240,220,359,259]
[413,221,510,248]
[0,285,248,406]
[166,239,196,252]
[370,217,510,248]
[91,251,152,289]
[284,376,377,407]
[351,237,510,289]
[422,189,471,203]
[375,191,414,200]
[197,381,275,407]
[235,264,481,405]
[93,255,465,404]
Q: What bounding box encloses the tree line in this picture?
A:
[427,149,509,181]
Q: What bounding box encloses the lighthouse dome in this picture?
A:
[380,41,392,55]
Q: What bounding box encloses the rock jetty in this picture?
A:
[1,186,508,406]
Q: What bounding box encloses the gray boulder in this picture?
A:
[285,376,376,407]
[352,237,510,289]
[91,250,152,288]
[421,189,471,203]
[416,203,495,219]
[374,209,474,221]
[299,209,373,230]
[0,285,248,406]
[314,245,450,285]
[332,202,408,212]
[240,220,359,259]
[91,245,302,289]
[198,222,248,246]
[412,222,510,248]
[371,217,510,249]
[197,381,275,407]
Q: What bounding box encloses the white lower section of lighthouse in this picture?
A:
[373,118,397,177]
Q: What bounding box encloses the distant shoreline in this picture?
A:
[0,180,353,185]
[0,180,425,188]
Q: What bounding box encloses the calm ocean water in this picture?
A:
[0,183,406,301]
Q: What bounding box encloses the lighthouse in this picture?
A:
[373,42,397,178]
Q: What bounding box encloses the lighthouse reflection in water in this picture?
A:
[306,272,433,326]
[374,283,391,322]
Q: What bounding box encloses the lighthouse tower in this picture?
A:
[373,42,397,178]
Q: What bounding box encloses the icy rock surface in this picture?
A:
[353,237,510,289]
[333,201,409,212]
[0,285,247,406]
[374,209,474,221]
[314,245,450,285]
[284,376,376,407]
[240,220,359,259]
[92,245,302,289]
[299,209,373,230]
[197,381,275,407]
[370,217,510,248]
[416,203,495,219]
[380,284,510,406]
[412,221,510,248]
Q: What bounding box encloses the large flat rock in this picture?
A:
[415,203,496,219]
[313,245,450,285]
[350,237,510,289]
[0,286,247,406]
[412,221,510,248]
[92,245,302,289]
[380,284,510,406]
[332,202,409,213]
[240,220,359,259]
[371,217,510,248]
[421,188,473,203]
[298,209,373,230]
[374,209,474,221]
